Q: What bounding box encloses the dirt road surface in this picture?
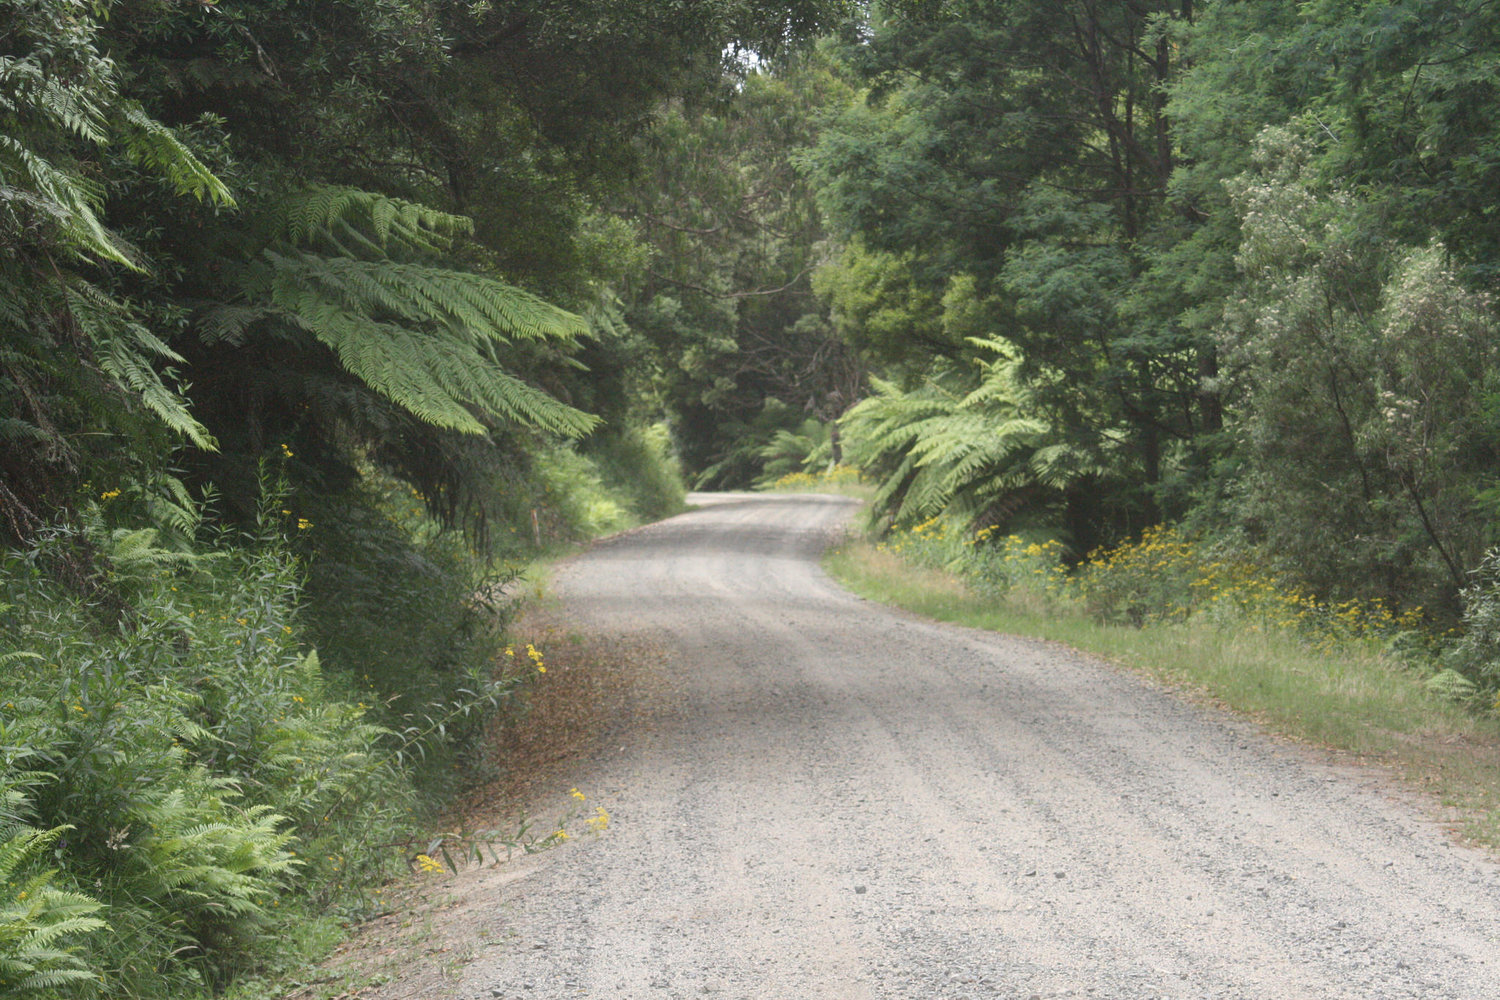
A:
[374,493,1500,999]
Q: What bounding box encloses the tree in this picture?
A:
[1221,125,1499,612]
[620,53,863,484]
[810,0,1207,533]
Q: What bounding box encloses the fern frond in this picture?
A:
[267,252,589,343]
[65,284,217,448]
[195,305,271,346]
[118,104,234,207]
[0,826,104,995]
[247,250,596,437]
[271,185,472,254]
[0,134,130,266]
[276,307,596,437]
[0,55,108,143]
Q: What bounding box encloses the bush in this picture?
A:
[298,476,524,787]
[585,425,687,522]
[0,510,418,996]
[1446,548,1500,709]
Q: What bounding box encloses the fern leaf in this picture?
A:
[0,134,131,266]
[253,250,596,437]
[67,284,217,448]
[0,827,104,995]
[271,185,471,254]
[118,104,234,206]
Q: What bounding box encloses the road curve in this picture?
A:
[415,493,1500,999]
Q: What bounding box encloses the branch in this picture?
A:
[639,212,724,236]
[228,21,281,84]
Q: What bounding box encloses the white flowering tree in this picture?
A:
[1221,125,1499,613]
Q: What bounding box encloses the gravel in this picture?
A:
[373,493,1500,999]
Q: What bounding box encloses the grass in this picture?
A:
[826,536,1500,850]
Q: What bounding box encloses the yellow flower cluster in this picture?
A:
[881,517,1425,651]
[770,465,864,491]
[1074,524,1424,644]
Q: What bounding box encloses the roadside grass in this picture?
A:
[265,588,643,1000]
[826,537,1500,850]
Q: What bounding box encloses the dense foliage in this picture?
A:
[799,1,1500,643]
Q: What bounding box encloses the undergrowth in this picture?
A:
[0,430,684,999]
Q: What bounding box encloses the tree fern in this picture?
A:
[844,339,1105,528]
[199,186,599,439]
[0,132,126,265]
[2,4,232,538]
[1,39,232,267]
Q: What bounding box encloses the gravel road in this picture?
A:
[409,493,1500,1000]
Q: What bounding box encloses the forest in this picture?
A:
[3,1,1499,997]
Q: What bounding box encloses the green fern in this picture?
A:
[128,782,296,933]
[118,104,234,207]
[0,132,127,266]
[1,46,230,266]
[844,339,1102,527]
[268,184,471,255]
[1,15,229,489]
[67,283,218,449]
[201,187,599,438]
[0,826,105,997]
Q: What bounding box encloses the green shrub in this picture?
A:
[585,424,686,522]
[1447,548,1500,709]
[296,476,528,798]
[0,509,419,996]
